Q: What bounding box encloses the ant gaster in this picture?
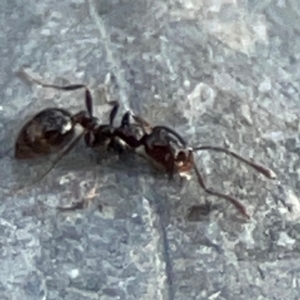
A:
[15,69,276,219]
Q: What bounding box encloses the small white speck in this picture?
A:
[59,175,70,185]
[179,172,192,180]
[183,80,190,88]
[258,77,271,93]
[104,72,111,86]
[240,104,253,125]
[159,35,168,42]
[61,121,73,133]
[277,232,296,247]
[67,269,79,278]
[208,291,221,300]
[0,106,3,111]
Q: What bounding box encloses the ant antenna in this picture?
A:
[16,68,94,117]
[192,145,276,179]
[192,162,250,219]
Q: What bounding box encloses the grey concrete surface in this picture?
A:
[1,0,300,299]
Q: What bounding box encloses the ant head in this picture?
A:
[174,148,193,163]
[173,148,194,177]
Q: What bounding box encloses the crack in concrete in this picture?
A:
[87,0,131,110]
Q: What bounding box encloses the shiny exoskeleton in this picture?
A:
[15,69,277,219]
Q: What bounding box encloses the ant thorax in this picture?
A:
[144,128,170,149]
[130,124,145,140]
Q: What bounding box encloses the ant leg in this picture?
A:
[17,68,94,117]
[84,132,93,148]
[167,159,175,181]
[106,101,119,127]
[193,146,276,179]
[85,89,93,118]
[56,201,86,212]
[121,111,131,128]
[14,130,86,195]
[192,162,250,219]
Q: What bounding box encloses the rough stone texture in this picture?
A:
[1,0,300,299]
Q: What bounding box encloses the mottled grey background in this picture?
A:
[1,0,300,299]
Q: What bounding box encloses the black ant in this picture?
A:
[14,69,276,219]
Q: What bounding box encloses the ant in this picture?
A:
[14,69,276,219]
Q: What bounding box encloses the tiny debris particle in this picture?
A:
[208,291,221,300]
[67,269,79,278]
[277,232,296,247]
[240,104,253,125]
[258,77,271,92]
[183,80,190,88]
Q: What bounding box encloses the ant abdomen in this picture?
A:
[15,108,75,159]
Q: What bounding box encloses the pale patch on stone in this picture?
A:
[184,82,215,120]
[100,206,115,219]
[41,29,51,36]
[259,77,272,93]
[208,291,221,300]
[277,232,296,248]
[183,80,190,89]
[59,176,70,185]
[240,104,253,125]
[239,221,257,248]
[283,189,300,221]
[59,173,76,185]
[203,15,268,55]
[67,268,79,279]
[261,131,285,142]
